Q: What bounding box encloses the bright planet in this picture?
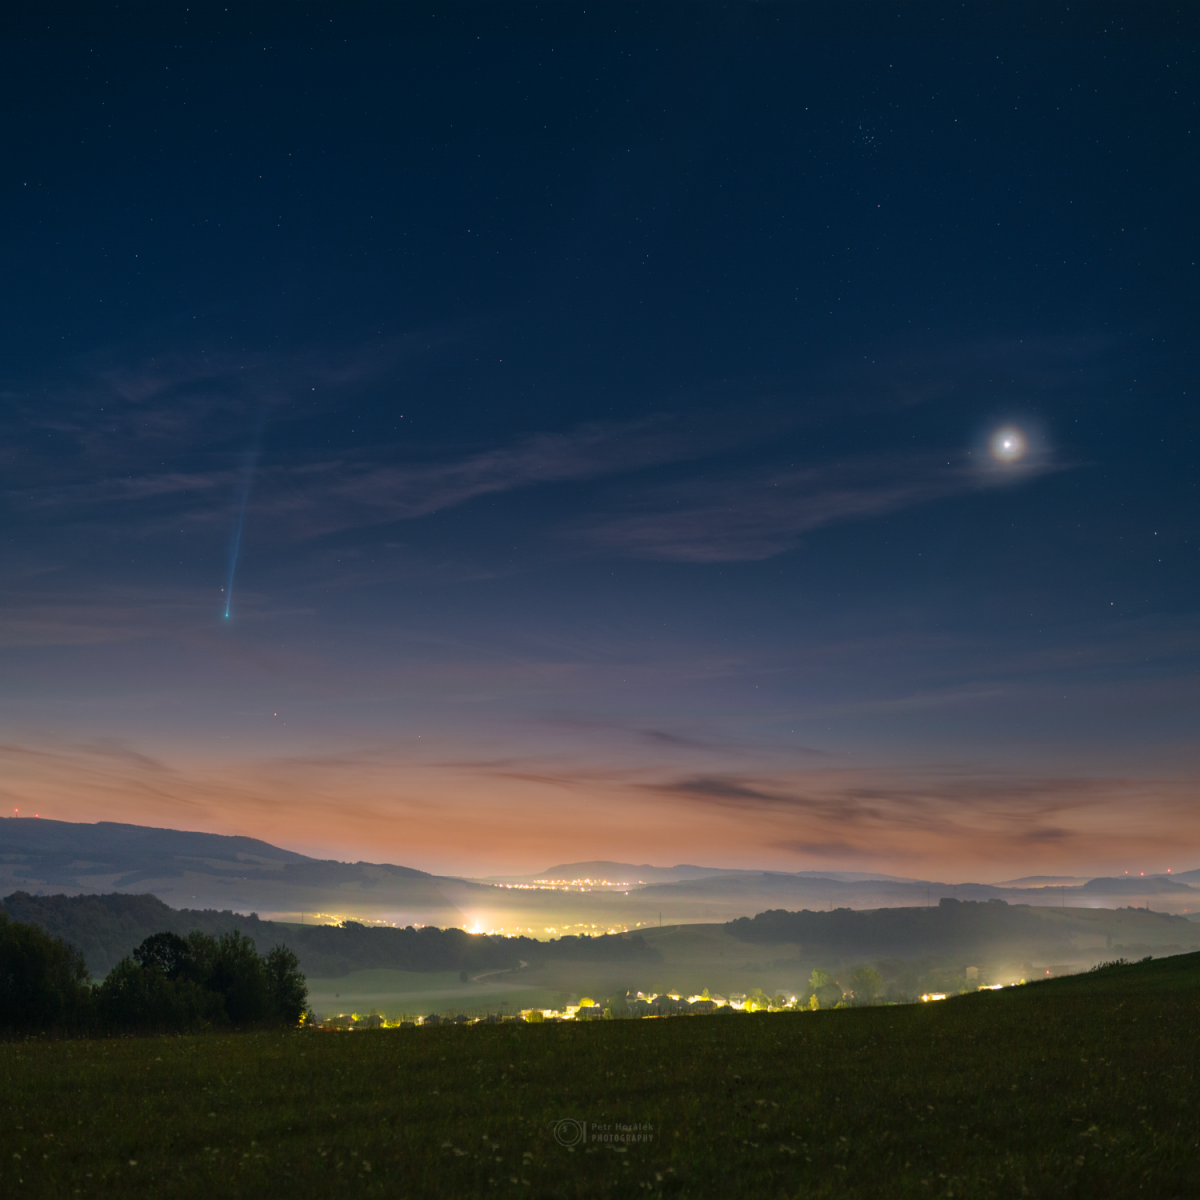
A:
[2,7,1199,1194]
[990,427,1027,462]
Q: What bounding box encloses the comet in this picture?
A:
[224,413,266,619]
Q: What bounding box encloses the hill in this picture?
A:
[725,895,1200,964]
[9,886,1199,1007]
[5,820,1200,934]
[488,861,755,884]
[0,818,487,927]
[0,891,662,980]
[2,952,1197,1197]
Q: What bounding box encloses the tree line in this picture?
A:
[2,891,662,979]
[726,897,1067,957]
[0,913,307,1036]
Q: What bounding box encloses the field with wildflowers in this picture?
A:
[2,952,1197,1199]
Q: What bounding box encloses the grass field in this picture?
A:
[2,953,1197,1198]
[304,969,557,1021]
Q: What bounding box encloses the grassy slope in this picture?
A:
[2,954,1197,1199]
[304,969,556,1019]
[301,911,1200,1020]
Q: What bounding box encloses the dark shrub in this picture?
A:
[98,929,305,1032]
[132,931,194,979]
[96,956,222,1030]
[208,931,270,1025]
[264,944,308,1025]
[0,913,92,1032]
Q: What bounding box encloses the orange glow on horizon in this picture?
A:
[2,736,1199,879]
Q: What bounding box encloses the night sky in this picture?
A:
[3,3,1198,877]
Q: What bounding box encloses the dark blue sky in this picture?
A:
[2,2,1197,876]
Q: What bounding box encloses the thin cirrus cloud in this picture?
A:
[829,332,1123,411]
[4,329,459,492]
[9,396,754,543]
[5,331,1075,566]
[3,735,1194,876]
[247,417,731,540]
[7,433,1064,591]
[634,768,1200,870]
[572,450,1062,563]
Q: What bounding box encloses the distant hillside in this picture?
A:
[1081,876,1197,895]
[0,818,485,926]
[0,818,314,870]
[0,818,431,888]
[1162,868,1200,884]
[6,819,1200,932]
[0,891,663,979]
[631,870,1200,920]
[11,887,1197,993]
[511,864,928,885]
[994,876,1091,887]
[508,861,755,884]
[727,897,1200,961]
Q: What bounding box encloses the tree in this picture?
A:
[264,944,308,1025]
[133,931,194,979]
[208,931,270,1025]
[805,968,844,1008]
[97,955,216,1030]
[0,914,92,1032]
[99,928,305,1031]
[849,966,883,1001]
[605,994,631,1018]
[100,931,224,1031]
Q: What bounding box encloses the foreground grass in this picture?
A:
[2,954,1198,1199]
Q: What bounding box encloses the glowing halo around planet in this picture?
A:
[990,426,1027,463]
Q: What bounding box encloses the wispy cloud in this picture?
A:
[630,766,1200,872]
[245,417,730,540]
[573,449,1062,562]
[4,734,1197,877]
[3,328,459,494]
[823,332,1125,412]
[7,364,761,545]
[5,328,1091,563]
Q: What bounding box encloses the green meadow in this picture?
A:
[3,953,1197,1199]
[304,968,555,1021]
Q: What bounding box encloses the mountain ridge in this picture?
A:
[5,819,1199,926]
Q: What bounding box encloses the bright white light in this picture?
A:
[990,426,1027,462]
